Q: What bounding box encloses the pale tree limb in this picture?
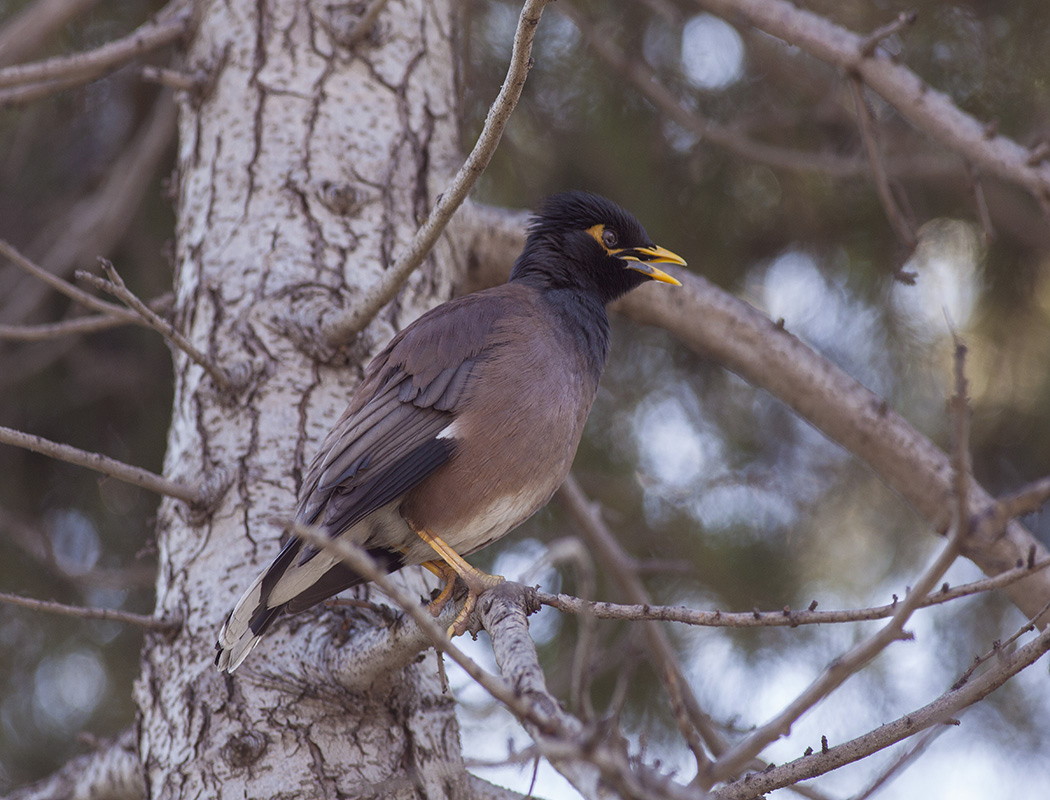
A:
[77,259,242,393]
[0,0,104,68]
[534,554,1050,628]
[712,621,1050,800]
[705,343,976,782]
[0,1,190,91]
[289,522,695,800]
[4,727,143,800]
[0,424,205,505]
[0,590,178,633]
[322,0,553,345]
[479,584,700,800]
[693,0,1050,209]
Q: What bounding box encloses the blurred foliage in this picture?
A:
[2,0,1050,794]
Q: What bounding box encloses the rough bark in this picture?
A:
[134,0,475,796]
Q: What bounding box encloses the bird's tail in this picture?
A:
[214,535,405,673]
[215,536,350,673]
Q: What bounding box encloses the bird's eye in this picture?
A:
[601,228,619,248]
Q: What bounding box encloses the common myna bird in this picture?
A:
[215,191,684,672]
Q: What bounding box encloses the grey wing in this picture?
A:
[296,356,479,535]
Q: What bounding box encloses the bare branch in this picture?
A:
[559,476,723,775]
[0,590,178,633]
[848,76,916,250]
[289,522,695,800]
[858,11,917,58]
[4,727,143,800]
[989,475,1050,530]
[706,347,978,782]
[712,624,1050,800]
[0,239,139,322]
[952,597,1050,691]
[322,0,553,344]
[535,555,1050,628]
[0,424,204,505]
[77,259,241,393]
[0,73,88,107]
[692,0,1050,209]
[0,314,132,341]
[0,2,190,90]
[561,4,878,180]
[138,64,204,92]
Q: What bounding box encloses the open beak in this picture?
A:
[612,244,686,286]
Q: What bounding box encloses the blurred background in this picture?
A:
[2,0,1049,796]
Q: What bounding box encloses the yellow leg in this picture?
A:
[421,560,458,617]
[414,528,504,635]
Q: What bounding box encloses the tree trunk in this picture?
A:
[134,0,473,796]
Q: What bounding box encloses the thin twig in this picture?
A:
[0,239,139,322]
[77,259,239,393]
[559,476,722,777]
[0,1,190,89]
[0,74,90,107]
[714,623,1050,800]
[560,4,950,182]
[534,556,1050,628]
[859,11,918,58]
[967,164,996,246]
[851,726,942,800]
[322,0,553,345]
[139,64,203,92]
[706,338,976,783]
[849,75,917,251]
[952,596,1050,691]
[0,424,203,505]
[989,476,1050,531]
[0,590,178,632]
[0,313,132,341]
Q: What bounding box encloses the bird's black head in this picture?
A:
[510,191,685,305]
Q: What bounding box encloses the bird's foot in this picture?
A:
[422,559,458,616]
[448,572,506,637]
[414,528,505,635]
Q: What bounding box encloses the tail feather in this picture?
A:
[214,536,405,673]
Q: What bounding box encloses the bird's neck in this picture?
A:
[538,287,611,380]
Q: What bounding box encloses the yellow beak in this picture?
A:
[612,244,686,286]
